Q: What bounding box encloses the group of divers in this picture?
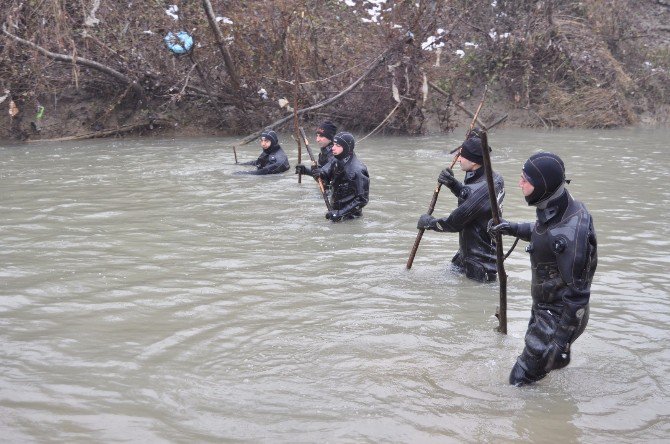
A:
[234,121,598,387]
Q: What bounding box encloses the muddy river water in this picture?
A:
[1,128,668,442]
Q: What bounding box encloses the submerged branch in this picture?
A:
[26,118,173,143]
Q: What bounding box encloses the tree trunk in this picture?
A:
[201,0,241,91]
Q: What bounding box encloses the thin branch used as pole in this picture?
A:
[480,130,507,334]
[300,127,331,212]
[291,15,304,184]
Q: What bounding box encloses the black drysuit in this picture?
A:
[318,142,335,171]
[318,152,369,220]
[508,190,597,385]
[310,142,336,187]
[431,167,505,282]
[237,144,290,175]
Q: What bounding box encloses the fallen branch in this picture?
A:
[94,84,133,126]
[201,0,240,91]
[187,50,226,120]
[487,113,508,129]
[25,118,173,143]
[358,100,403,143]
[184,84,232,103]
[2,23,144,98]
[428,81,487,128]
[235,47,395,147]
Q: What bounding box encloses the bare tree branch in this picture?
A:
[2,23,144,98]
[236,47,394,146]
[202,0,240,91]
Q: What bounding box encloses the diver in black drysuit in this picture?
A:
[489,152,597,386]
[235,130,290,175]
[417,136,505,282]
[315,132,369,222]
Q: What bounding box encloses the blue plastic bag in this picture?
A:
[164,31,193,54]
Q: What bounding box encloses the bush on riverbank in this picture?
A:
[1,0,669,141]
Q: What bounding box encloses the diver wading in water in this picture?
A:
[416,135,505,282]
[314,132,369,222]
[489,152,597,386]
[235,130,290,175]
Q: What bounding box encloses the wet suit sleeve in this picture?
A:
[432,184,489,233]
[446,180,464,197]
[313,157,335,182]
[316,159,336,182]
[245,150,290,175]
[335,169,370,218]
[515,223,533,242]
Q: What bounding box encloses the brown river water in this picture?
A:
[1,128,668,442]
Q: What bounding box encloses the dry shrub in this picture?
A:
[526,14,638,128]
[553,16,634,94]
[538,84,635,128]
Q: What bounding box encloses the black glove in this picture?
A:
[311,166,322,178]
[417,213,437,230]
[326,211,342,221]
[295,164,310,175]
[487,218,519,237]
[437,168,456,187]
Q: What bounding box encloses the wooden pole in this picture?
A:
[480,131,507,334]
[300,127,332,212]
[291,19,303,184]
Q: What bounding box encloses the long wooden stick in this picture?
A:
[405,153,460,269]
[299,127,332,212]
[480,130,507,334]
[292,83,303,183]
[291,22,303,184]
[406,87,488,269]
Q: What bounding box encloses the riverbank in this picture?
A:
[2,0,669,142]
